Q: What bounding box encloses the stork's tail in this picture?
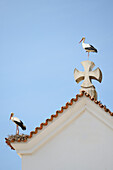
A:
[21,124,26,130]
[95,49,98,53]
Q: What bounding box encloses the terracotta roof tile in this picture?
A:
[5,91,113,150]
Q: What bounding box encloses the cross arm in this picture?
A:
[90,67,102,83]
[74,68,84,83]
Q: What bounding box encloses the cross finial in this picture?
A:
[74,60,102,100]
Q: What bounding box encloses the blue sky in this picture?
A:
[1,0,113,169]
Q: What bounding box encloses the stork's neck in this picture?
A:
[10,114,13,120]
[82,39,85,43]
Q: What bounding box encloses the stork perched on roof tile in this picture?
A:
[10,112,26,135]
[79,37,98,59]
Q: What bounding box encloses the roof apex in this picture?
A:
[5,91,113,151]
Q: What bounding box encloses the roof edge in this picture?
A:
[5,91,113,150]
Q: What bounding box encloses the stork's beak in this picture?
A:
[10,112,14,120]
[9,115,11,120]
[79,38,83,43]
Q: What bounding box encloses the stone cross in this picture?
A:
[74,60,102,99]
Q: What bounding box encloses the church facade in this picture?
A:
[6,92,113,170]
[5,60,113,170]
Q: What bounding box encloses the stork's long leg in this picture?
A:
[16,125,19,135]
[17,126,19,135]
[88,52,89,60]
[16,125,18,134]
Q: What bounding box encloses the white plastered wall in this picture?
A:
[21,107,113,170]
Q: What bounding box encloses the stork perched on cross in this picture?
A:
[79,37,98,59]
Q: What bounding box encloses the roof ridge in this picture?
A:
[5,91,113,150]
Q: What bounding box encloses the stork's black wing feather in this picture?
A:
[14,120,26,130]
[90,44,98,52]
[85,44,98,52]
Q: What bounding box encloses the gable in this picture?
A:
[9,93,113,156]
[5,91,113,153]
[22,108,113,170]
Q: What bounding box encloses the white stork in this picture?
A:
[10,112,26,135]
[79,37,98,59]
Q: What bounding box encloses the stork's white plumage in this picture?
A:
[10,112,26,135]
[79,37,98,58]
